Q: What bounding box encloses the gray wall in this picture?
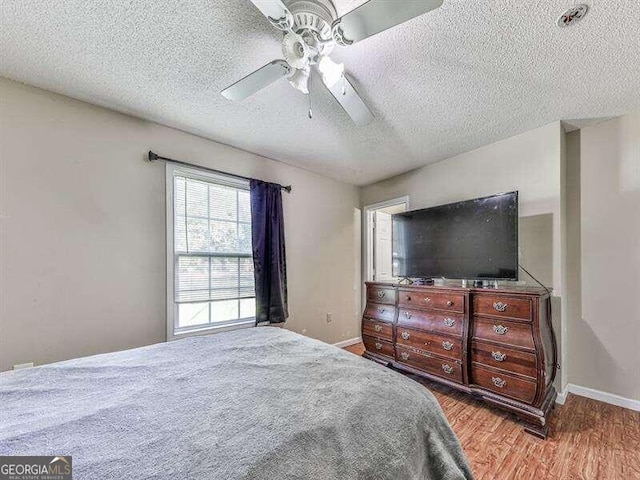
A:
[573,113,640,400]
[519,214,553,287]
[0,77,361,371]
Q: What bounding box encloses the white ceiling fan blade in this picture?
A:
[332,0,444,46]
[221,60,291,101]
[322,74,374,126]
[248,0,294,31]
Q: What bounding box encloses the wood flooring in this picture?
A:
[343,342,640,479]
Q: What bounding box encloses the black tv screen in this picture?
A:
[392,192,518,280]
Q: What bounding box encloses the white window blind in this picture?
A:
[169,170,255,336]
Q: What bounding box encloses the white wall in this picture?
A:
[0,77,361,372]
[360,122,566,390]
[573,113,640,400]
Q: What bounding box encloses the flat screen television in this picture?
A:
[392,192,518,280]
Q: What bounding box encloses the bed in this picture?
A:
[0,327,472,479]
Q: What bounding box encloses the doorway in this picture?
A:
[364,197,409,283]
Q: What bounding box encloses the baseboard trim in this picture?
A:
[333,337,362,348]
[560,383,640,411]
[555,386,568,405]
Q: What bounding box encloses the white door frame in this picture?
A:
[362,196,410,284]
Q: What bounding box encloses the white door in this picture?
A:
[374,211,393,281]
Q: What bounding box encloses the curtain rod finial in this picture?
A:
[283,185,292,193]
[148,151,159,161]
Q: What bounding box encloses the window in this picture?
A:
[167,164,255,339]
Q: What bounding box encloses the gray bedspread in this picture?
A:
[0,327,472,479]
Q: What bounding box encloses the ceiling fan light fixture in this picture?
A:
[318,55,344,87]
[288,67,310,94]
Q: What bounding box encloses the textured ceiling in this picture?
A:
[1,0,639,185]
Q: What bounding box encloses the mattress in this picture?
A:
[0,327,472,479]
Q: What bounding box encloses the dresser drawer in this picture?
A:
[472,365,537,404]
[396,327,463,361]
[367,285,396,305]
[398,289,464,313]
[363,302,396,323]
[473,294,532,321]
[471,341,537,379]
[472,317,535,350]
[362,318,393,341]
[396,346,463,383]
[363,335,394,358]
[397,308,463,337]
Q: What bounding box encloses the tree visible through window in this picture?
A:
[172,172,255,333]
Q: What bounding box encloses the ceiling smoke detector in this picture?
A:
[557,4,589,27]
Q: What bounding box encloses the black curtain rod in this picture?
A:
[148,151,292,193]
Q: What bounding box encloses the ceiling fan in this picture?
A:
[221,0,444,126]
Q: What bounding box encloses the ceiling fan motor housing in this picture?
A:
[285,0,337,41]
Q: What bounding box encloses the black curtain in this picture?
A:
[250,180,288,324]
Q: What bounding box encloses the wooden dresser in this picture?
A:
[362,282,558,438]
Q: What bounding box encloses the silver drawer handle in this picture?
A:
[493,302,508,312]
[375,342,382,350]
[401,331,410,340]
[492,376,506,388]
[377,307,386,314]
[442,341,454,351]
[443,318,456,327]
[404,311,412,319]
[424,297,431,303]
[377,290,386,299]
[446,300,454,307]
[442,364,454,374]
[400,352,410,361]
[492,351,507,362]
[493,325,509,335]
[374,324,383,332]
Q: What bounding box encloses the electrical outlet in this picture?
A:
[326,312,333,323]
[13,362,34,370]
